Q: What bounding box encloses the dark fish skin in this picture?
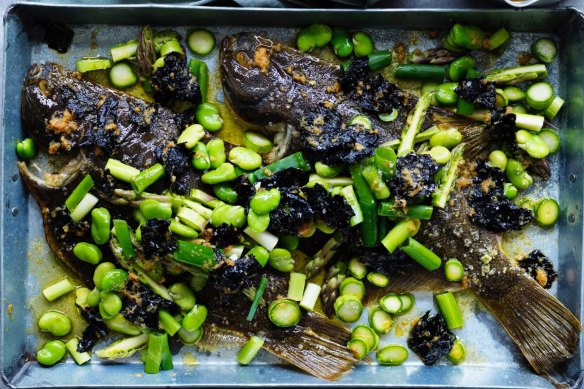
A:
[220,33,492,153]
[416,176,580,385]
[197,269,357,381]
[220,33,411,143]
[22,63,203,199]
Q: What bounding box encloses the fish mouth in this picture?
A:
[24,63,44,86]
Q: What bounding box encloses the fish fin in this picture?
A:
[459,124,491,160]
[197,323,247,351]
[363,266,464,306]
[261,311,357,381]
[480,274,581,382]
[17,157,83,208]
[526,156,551,179]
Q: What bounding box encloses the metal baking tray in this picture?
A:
[1,3,583,388]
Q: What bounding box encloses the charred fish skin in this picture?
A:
[220,33,406,142]
[417,175,581,382]
[22,62,205,196]
[220,33,491,158]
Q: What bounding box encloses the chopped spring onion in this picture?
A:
[538,128,560,154]
[447,338,466,364]
[350,163,376,248]
[526,81,555,111]
[376,344,409,366]
[514,113,545,132]
[268,299,301,327]
[351,325,378,352]
[433,143,465,209]
[177,207,207,232]
[502,86,525,102]
[182,199,213,220]
[339,277,366,300]
[543,96,564,120]
[144,333,165,374]
[379,109,398,122]
[110,40,138,62]
[243,131,273,153]
[249,152,311,183]
[159,39,183,57]
[189,189,225,209]
[381,126,439,149]
[308,174,353,187]
[65,338,91,365]
[225,245,245,260]
[189,59,209,102]
[347,338,369,360]
[380,293,402,314]
[367,272,389,288]
[334,295,363,323]
[485,27,511,51]
[70,193,98,222]
[435,291,464,330]
[378,201,434,220]
[105,158,139,183]
[535,198,560,227]
[287,272,307,301]
[160,333,173,371]
[247,276,269,322]
[177,124,205,149]
[42,277,75,302]
[76,57,112,73]
[65,174,94,212]
[398,292,415,314]
[109,62,137,89]
[341,185,364,226]
[369,306,393,334]
[95,333,149,360]
[113,219,136,258]
[401,237,442,271]
[132,163,165,194]
[237,336,264,365]
[173,240,217,270]
[531,38,558,64]
[348,114,372,130]
[397,91,435,156]
[187,29,216,55]
[243,227,279,251]
[158,310,181,336]
[444,259,465,282]
[380,218,420,254]
[299,283,321,312]
[348,258,367,280]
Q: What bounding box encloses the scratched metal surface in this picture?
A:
[1,4,583,388]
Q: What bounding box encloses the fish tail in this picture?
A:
[262,312,357,380]
[480,274,581,383]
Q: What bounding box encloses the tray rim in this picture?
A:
[1,3,584,389]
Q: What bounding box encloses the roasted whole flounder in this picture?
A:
[220,32,580,385]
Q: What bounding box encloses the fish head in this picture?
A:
[220,33,292,125]
[22,63,84,155]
